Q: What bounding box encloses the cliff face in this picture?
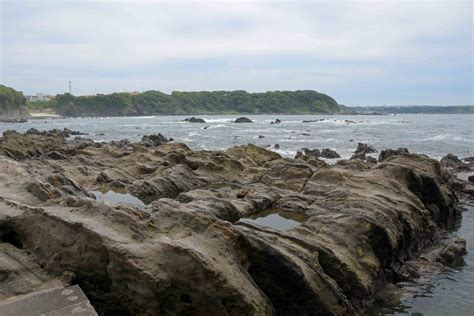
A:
[0,85,29,121]
[54,90,342,117]
[0,130,467,315]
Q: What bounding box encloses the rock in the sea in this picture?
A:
[0,118,27,123]
[184,117,206,123]
[234,117,253,123]
[295,148,340,159]
[440,153,472,172]
[0,131,465,315]
[356,143,377,154]
[468,175,474,183]
[351,143,377,161]
[270,119,281,124]
[320,148,341,159]
[441,153,462,165]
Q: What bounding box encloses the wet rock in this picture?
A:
[431,238,467,267]
[258,135,265,139]
[0,132,465,315]
[468,175,474,183]
[441,153,462,167]
[320,148,341,159]
[274,144,280,149]
[301,148,320,157]
[63,128,88,136]
[26,128,41,135]
[140,134,170,147]
[184,117,206,123]
[366,156,377,164]
[441,153,471,172]
[270,119,281,124]
[234,117,253,123]
[355,143,377,155]
[0,118,27,123]
[378,148,409,162]
[351,143,377,161]
[296,148,340,159]
[46,151,66,160]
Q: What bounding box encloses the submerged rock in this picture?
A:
[0,130,465,315]
[184,117,206,123]
[234,117,253,123]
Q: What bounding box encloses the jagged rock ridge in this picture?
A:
[0,130,466,315]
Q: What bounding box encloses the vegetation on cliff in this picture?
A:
[0,85,28,118]
[50,90,341,116]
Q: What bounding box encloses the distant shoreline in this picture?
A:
[20,110,474,120]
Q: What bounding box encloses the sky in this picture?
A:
[0,0,472,106]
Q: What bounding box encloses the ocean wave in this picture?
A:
[188,131,200,137]
[203,118,233,123]
[205,124,227,129]
[421,134,463,141]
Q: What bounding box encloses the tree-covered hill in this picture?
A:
[52,90,341,116]
[0,85,29,120]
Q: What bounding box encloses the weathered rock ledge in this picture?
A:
[0,130,466,315]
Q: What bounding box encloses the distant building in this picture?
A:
[25,93,53,102]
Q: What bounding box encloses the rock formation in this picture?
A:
[351,143,377,161]
[0,130,466,315]
[295,148,341,159]
[0,85,30,122]
[234,117,253,123]
[184,117,206,123]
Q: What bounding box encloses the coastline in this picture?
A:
[0,129,472,315]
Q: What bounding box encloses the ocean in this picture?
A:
[0,114,473,160]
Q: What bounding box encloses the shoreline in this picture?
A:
[0,129,472,314]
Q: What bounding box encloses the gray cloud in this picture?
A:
[1,0,472,105]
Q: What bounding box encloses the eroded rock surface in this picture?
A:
[0,130,465,315]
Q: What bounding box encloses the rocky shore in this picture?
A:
[0,129,471,315]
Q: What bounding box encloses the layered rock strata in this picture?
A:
[0,130,465,315]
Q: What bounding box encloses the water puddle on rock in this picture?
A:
[457,171,474,182]
[238,208,309,231]
[91,190,146,208]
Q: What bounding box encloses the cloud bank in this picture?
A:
[1,0,472,105]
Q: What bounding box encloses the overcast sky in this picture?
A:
[1,0,472,106]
